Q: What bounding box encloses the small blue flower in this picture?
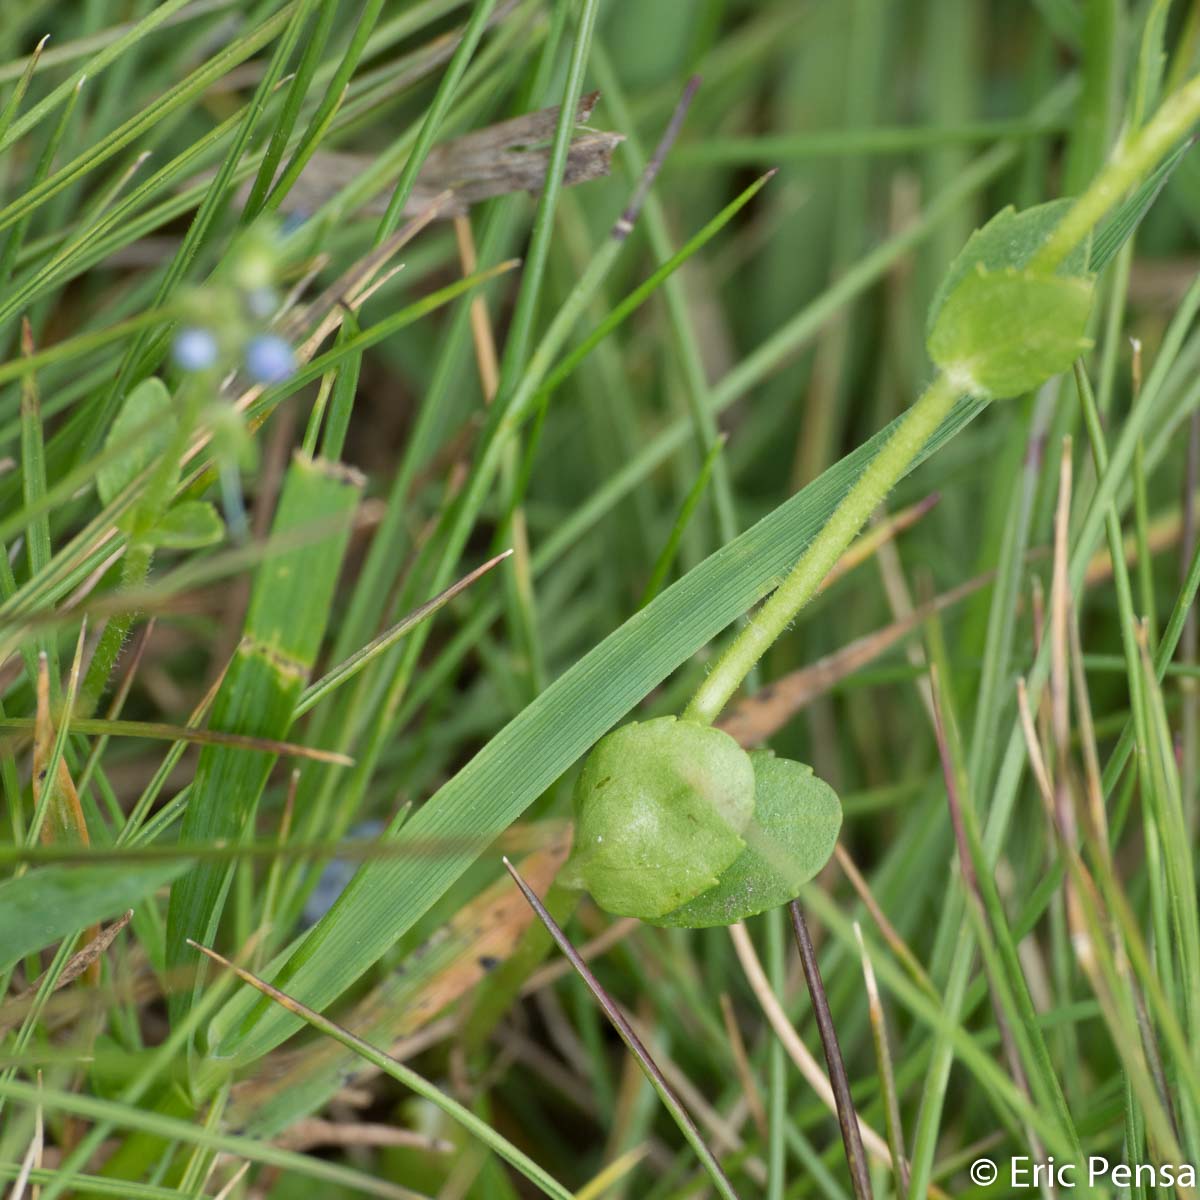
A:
[172,327,219,372]
[302,820,386,927]
[244,334,295,384]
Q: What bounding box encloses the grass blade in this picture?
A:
[187,939,575,1200]
[0,863,186,971]
[165,454,362,1026]
[502,858,742,1200]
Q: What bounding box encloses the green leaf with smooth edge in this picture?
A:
[0,861,187,970]
[928,267,1095,399]
[650,751,842,928]
[926,198,1090,337]
[562,717,755,919]
[150,500,224,549]
[96,377,175,508]
[212,125,1176,1066]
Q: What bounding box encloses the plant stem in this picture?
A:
[789,902,874,1200]
[683,369,961,725]
[1031,69,1200,273]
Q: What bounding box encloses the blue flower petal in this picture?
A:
[245,334,295,384]
[172,327,219,372]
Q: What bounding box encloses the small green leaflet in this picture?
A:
[925,199,1090,337]
[96,377,177,511]
[651,751,842,928]
[150,500,224,549]
[929,268,1094,400]
[926,199,1096,400]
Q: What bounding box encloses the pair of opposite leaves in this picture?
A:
[565,199,1097,926]
[563,717,842,928]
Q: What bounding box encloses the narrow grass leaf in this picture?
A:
[295,549,512,716]
[0,862,186,971]
[165,454,362,1025]
[187,940,575,1200]
[228,834,569,1137]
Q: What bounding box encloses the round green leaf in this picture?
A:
[927,266,1095,400]
[650,751,842,928]
[97,377,177,508]
[926,199,1090,337]
[150,500,225,549]
[562,716,755,919]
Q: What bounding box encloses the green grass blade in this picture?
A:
[0,34,47,154]
[0,861,187,971]
[0,0,195,157]
[0,4,295,251]
[164,454,362,1027]
[190,940,575,1200]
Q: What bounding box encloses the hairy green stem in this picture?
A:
[1032,69,1200,272]
[682,65,1200,729]
[683,370,960,725]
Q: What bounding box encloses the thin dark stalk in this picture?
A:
[502,857,741,1200]
[612,75,700,240]
[786,902,874,1200]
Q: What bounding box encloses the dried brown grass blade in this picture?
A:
[32,653,89,849]
[9,715,354,765]
[203,92,622,221]
[325,92,622,218]
[3,911,133,1029]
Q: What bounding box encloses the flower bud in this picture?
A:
[172,327,219,373]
